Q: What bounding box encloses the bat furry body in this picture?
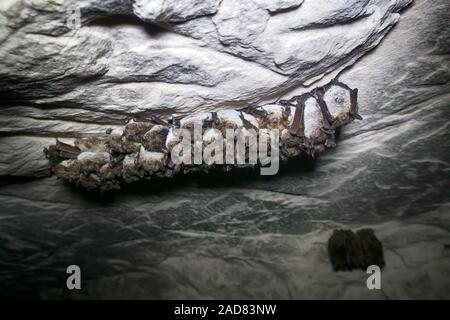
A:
[45,79,361,191]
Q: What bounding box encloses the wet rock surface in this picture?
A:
[0,0,449,299]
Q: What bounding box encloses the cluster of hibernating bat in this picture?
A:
[45,79,362,191]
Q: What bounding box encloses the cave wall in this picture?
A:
[1,0,414,177]
[0,0,449,299]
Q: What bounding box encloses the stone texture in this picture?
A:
[0,0,449,299]
[133,0,222,23]
[0,0,413,177]
[0,176,448,299]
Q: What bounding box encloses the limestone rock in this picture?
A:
[0,0,413,177]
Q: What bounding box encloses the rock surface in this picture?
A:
[0,0,449,299]
[0,0,413,177]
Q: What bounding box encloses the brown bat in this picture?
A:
[45,79,362,191]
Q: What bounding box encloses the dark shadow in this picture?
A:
[87,14,167,38]
[61,150,319,204]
